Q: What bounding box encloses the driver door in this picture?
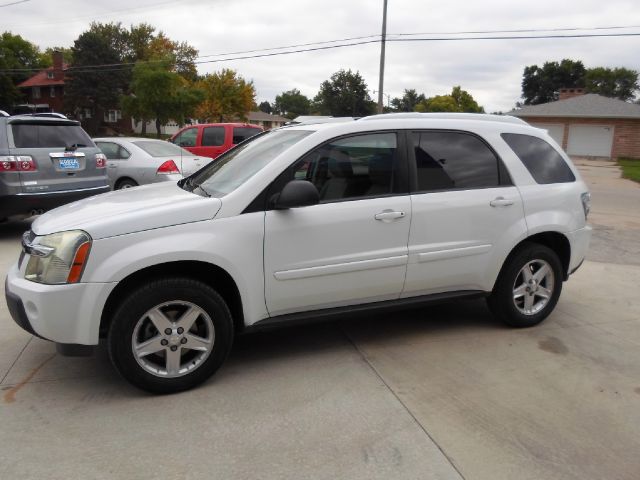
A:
[263,132,411,317]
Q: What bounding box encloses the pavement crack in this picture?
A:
[0,335,33,385]
[340,325,467,480]
[3,353,56,404]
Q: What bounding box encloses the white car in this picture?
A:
[5,113,592,393]
[93,137,209,189]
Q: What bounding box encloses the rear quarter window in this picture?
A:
[502,133,575,184]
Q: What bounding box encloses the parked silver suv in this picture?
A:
[0,115,110,220]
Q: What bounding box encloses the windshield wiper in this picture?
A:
[180,177,211,197]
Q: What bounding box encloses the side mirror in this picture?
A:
[273,180,319,209]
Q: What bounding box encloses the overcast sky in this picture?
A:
[3,0,640,112]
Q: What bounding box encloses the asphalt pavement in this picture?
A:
[1,160,639,480]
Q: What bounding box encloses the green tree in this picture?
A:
[65,23,132,132]
[585,67,638,101]
[273,88,311,118]
[123,57,203,137]
[195,69,256,122]
[0,32,46,111]
[416,86,484,113]
[521,59,586,105]
[313,69,375,117]
[258,101,272,114]
[390,88,425,112]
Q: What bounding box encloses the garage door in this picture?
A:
[567,125,614,157]
[530,123,565,146]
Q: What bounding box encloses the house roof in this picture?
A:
[511,93,640,119]
[248,111,289,122]
[18,64,69,88]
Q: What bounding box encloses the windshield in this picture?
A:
[187,129,313,196]
[133,140,192,157]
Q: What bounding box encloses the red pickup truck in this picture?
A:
[169,123,262,160]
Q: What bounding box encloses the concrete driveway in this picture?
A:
[1,161,639,480]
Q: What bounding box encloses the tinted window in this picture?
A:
[292,133,398,202]
[12,123,93,148]
[133,141,192,157]
[202,126,225,146]
[502,133,575,184]
[413,131,500,191]
[232,127,261,144]
[96,142,120,159]
[174,128,197,147]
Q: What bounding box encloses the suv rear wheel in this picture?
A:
[488,242,563,327]
[107,277,233,393]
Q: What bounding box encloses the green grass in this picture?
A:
[618,158,640,183]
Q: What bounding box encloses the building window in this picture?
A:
[83,108,92,119]
[47,71,54,79]
[50,86,56,98]
[33,86,41,99]
[104,110,122,123]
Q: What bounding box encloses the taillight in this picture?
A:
[96,153,107,168]
[157,160,179,175]
[0,155,37,172]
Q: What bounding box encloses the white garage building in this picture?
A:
[511,89,640,159]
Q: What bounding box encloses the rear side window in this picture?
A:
[502,133,575,184]
[202,126,225,146]
[12,123,93,148]
[232,127,260,144]
[412,131,500,191]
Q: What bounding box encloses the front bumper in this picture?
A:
[566,225,592,276]
[4,261,116,346]
[0,185,110,218]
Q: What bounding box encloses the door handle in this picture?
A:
[374,210,406,222]
[490,197,514,207]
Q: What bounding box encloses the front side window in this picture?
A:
[202,126,225,146]
[412,131,500,191]
[174,128,197,147]
[232,127,261,144]
[291,132,399,203]
[502,133,575,184]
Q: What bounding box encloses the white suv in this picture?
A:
[5,113,592,393]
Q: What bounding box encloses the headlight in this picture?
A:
[24,230,92,284]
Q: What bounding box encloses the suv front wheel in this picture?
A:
[107,277,233,393]
[488,242,563,328]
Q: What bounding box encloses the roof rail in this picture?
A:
[0,110,9,117]
[359,112,527,125]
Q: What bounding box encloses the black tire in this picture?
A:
[115,178,138,190]
[487,242,563,328]
[107,277,234,394]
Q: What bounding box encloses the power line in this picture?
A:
[2,29,640,75]
[0,0,29,6]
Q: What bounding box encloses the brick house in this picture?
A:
[16,51,131,135]
[15,51,67,114]
[511,89,640,159]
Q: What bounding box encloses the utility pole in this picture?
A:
[377,0,388,114]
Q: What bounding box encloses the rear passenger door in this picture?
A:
[402,130,527,297]
[263,132,411,316]
[198,126,227,159]
[96,141,130,189]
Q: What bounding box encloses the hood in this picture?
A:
[32,182,222,239]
